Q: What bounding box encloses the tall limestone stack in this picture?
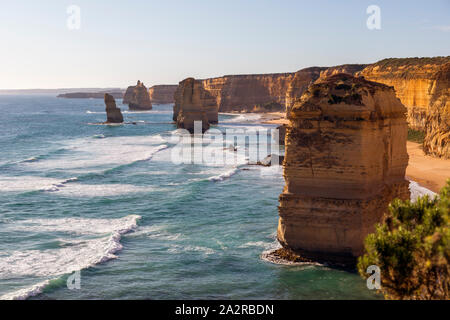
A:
[174,78,218,133]
[104,93,124,123]
[278,74,410,266]
[123,80,153,110]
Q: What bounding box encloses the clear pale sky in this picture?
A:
[1,0,449,89]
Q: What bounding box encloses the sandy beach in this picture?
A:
[261,114,449,193]
[406,141,450,193]
[261,112,289,125]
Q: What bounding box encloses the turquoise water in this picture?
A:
[0,95,378,300]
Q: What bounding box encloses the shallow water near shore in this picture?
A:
[0,95,384,299]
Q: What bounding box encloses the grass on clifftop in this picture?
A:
[408,128,425,144]
[374,56,450,68]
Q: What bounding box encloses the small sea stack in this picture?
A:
[123,80,153,111]
[277,74,410,267]
[104,93,124,123]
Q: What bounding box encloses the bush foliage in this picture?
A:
[358,181,450,300]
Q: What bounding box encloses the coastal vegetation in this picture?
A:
[358,181,450,300]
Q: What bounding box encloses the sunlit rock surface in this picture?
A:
[278,74,410,266]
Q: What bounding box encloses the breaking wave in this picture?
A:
[0,215,141,300]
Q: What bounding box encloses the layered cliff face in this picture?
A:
[104,94,123,123]
[123,80,153,110]
[148,85,178,104]
[174,78,218,133]
[358,57,450,131]
[278,74,410,266]
[423,63,450,158]
[201,73,296,113]
[172,65,366,117]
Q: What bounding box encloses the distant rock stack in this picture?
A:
[104,93,124,123]
[123,80,153,110]
[277,74,410,267]
[174,78,218,133]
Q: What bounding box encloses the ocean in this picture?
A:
[0,94,420,300]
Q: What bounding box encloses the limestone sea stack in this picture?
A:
[277,74,410,266]
[123,80,153,110]
[104,93,124,123]
[174,78,218,133]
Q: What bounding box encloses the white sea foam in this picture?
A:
[0,215,141,300]
[168,244,215,255]
[22,134,168,173]
[0,280,52,301]
[409,181,437,202]
[220,113,262,123]
[0,176,154,197]
[0,176,64,192]
[238,241,275,249]
[207,166,241,182]
[45,183,153,197]
[9,215,141,236]
[126,225,182,241]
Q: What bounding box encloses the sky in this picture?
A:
[0,0,449,89]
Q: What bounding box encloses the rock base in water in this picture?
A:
[262,247,355,270]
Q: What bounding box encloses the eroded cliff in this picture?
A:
[149,85,178,104]
[359,57,450,158]
[278,74,410,266]
[423,62,450,158]
[172,65,366,117]
[358,57,450,131]
[201,73,295,113]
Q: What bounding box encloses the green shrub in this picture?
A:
[358,181,450,300]
[407,128,425,144]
